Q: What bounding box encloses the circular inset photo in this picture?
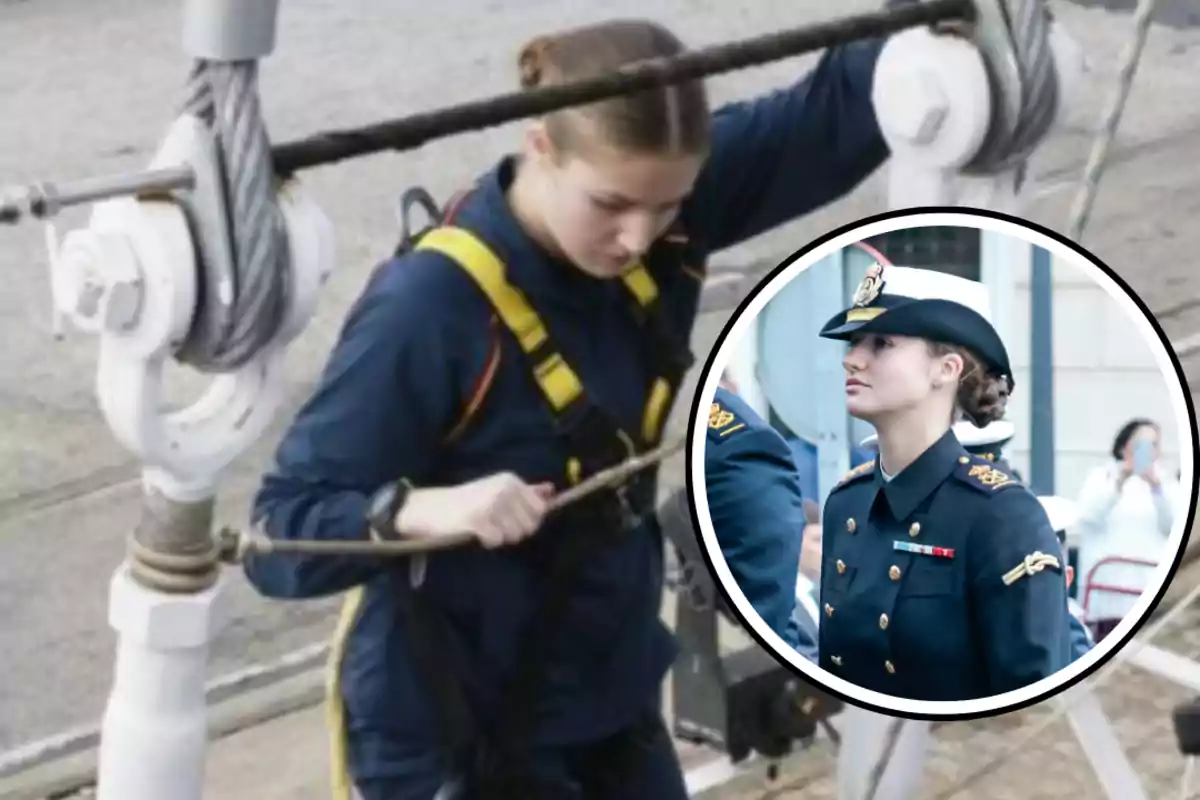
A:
[687,208,1198,720]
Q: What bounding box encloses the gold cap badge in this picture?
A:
[852,262,885,308]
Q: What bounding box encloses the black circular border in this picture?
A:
[683,205,1200,723]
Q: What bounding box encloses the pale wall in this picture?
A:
[1002,253,1183,501]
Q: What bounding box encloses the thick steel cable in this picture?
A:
[967,0,1059,174]
[178,60,291,372]
[125,60,292,593]
[1065,0,1161,243]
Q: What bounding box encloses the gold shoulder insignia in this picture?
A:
[961,459,1017,492]
[835,460,876,487]
[708,403,745,437]
[1002,551,1062,586]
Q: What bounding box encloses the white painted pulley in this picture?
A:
[871,26,993,171]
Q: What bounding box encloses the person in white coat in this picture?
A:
[1075,418,1181,641]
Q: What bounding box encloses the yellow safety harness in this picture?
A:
[328,214,697,799]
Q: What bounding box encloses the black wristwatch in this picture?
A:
[366,478,413,541]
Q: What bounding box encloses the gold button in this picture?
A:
[885,660,896,674]
[836,559,847,575]
[889,565,901,581]
[879,613,889,630]
[846,518,857,533]
[958,456,970,464]
[824,603,834,617]
[909,522,921,538]
[832,655,843,666]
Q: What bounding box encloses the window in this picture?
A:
[859,226,982,280]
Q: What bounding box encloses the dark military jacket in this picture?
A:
[818,430,1072,701]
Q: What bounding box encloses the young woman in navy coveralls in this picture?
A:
[243,17,893,800]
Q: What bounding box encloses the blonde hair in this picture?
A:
[517,19,711,158]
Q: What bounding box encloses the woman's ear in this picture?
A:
[934,351,964,388]
[524,121,560,166]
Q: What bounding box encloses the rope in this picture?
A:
[218,435,685,562]
[1065,0,1162,242]
[861,718,909,800]
[930,577,1200,800]
[178,59,292,372]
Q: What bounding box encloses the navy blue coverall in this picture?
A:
[243,38,889,800]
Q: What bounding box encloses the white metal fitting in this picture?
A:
[45,114,335,492]
[108,564,228,648]
[52,227,146,335]
[872,26,993,171]
[182,0,280,61]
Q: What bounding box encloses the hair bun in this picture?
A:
[518,36,555,89]
[976,375,1010,426]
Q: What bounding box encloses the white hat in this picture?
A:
[952,418,1015,447]
[858,418,1016,451]
[1037,495,1079,534]
[859,266,995,321]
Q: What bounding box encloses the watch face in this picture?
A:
[370,484,396,524]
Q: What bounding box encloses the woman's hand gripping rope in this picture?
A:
[217,435,687,562]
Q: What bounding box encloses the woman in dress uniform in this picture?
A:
[814,263,1072,702]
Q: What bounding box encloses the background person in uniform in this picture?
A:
[814,264,1071,701]
[242,16,901,800]
[706,370,808,648]
[1076,418,1182,642]
[862,418,1022,480]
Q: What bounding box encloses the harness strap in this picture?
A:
[409,223,685,779]
[417,226,661,420]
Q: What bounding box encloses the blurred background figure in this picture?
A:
[1038,495,1095,657]
[1075,418,1183,642]
[860,418,1021,478]
[706,370,809,648]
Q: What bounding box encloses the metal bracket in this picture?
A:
[182,0,280,61]
[40,115,335,498]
